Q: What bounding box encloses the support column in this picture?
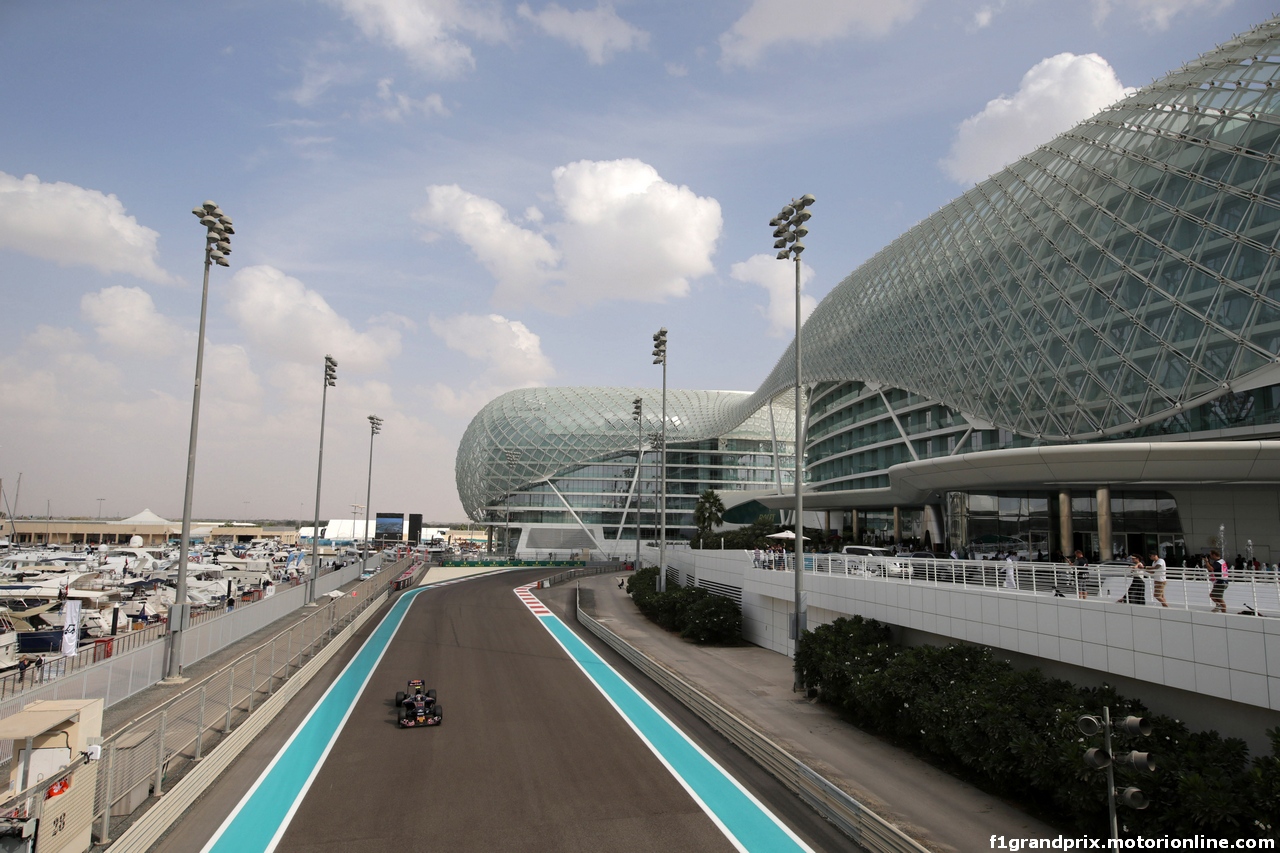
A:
[824,510,832,537]
[1058,489,1073,558]
[851,510,859,543]
[893,506,902,544]
[1096,485,1112,561]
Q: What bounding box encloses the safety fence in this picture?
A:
[757,553,1280,614]
[535,563,632,589]
[0,557,379,707]
[574,584,925,853]
[72,555,419,846]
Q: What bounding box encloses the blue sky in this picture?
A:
[0,0,1274,523]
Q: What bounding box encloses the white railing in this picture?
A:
[751,553,1280,615]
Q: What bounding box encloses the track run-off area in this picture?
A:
[163,569,844,853]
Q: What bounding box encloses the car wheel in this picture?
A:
[396,691,406,706]
[432,703,442,722]
[427,689,437,701]
[398,707,407,723]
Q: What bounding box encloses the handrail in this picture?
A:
[574,585,926,853]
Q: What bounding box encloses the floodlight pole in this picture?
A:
[652,330,668,593]
[633,397,643,572]
[504,450,521,561]
[361,416,382,575]
[308,355,337,603]
[167,201,233,682]
[771,194,814,690]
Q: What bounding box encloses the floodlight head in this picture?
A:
[208,249,225,261]
[213,256,230,267]
[1077,715,1101,736]
[1121,750,1155,772]
[774,238,787,249]
[777,249,790,260]
[791,242,805,255]
[1120,716,1152,737]
[798,193,815,207]
[794,226,809,239]
[192,207,206,217]
[795,209,812,223]
[781,205,795,217]
[1118,787,1149,809]
[1083,748,1111,769]
[769,217,781,227]
[199,216,219,229]
[203,200,219,212]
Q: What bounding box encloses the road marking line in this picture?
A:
[513,584,814,853]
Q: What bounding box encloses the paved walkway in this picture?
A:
[573,573,1059,853]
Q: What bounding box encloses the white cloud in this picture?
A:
[364,78,449,120]
[1090,0,1232,30]
[517,3,648,64]
[719,0,925,67]
[729,254,816,338]
[416,184,559,305]
[940,53,1133,185]
[81,286,182,355]
[225,265,403,371]
[0,172,172,283]
[326,0,509,76]
[417,159,721,311]
[426,312,554,415]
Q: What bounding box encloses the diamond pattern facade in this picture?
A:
[751,17,1280,443]
[456,386,795,520]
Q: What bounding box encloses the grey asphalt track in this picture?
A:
[152,568,852,852]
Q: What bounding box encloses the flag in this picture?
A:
[62,600,81,658]
[46,778,70,799]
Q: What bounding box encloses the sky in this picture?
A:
[0,0,1275,525]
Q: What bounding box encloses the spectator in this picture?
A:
[1148,551,1168,607]
[16,656,29,686]
[1003,552,1017,589]
[1208,550,1229,613]
[1073,550,1090,599]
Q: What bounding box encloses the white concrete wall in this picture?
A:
[1168,486,1280,563]
[667,548,1280,714]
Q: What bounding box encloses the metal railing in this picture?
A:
[752,552,1280,614]
[537,563,630,589]
[574,584,926,853]
[0,555,423,848]
[0,559,374,704]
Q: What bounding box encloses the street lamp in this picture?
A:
[632,397,643,571]
[652,328,668,593]
[771,192,814,689]
[167,200,234,681]
[504,449,521,560]
[362,415,382,576]
[1078,709,1155,843]
[308,355,337,603]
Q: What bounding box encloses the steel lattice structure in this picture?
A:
[460,17,1280,519]
[456,387,796,518]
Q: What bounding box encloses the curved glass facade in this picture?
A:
[751,17,1280,443]
[456,387,795,541]
[458,17,1280,556]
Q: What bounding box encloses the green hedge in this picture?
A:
[797,617,1280,839]
[625,567,742,645]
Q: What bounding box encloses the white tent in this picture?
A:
[111,508,172,525]
[766,530,809,541]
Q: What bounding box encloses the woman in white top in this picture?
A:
[1148,552,1168,607]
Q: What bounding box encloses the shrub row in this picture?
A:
[626,566,742,644]
[797,617,1279,840]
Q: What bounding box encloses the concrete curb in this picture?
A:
[105,589,391,853]
[575,587,927,853]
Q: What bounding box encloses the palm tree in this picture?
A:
[693,489,726,545]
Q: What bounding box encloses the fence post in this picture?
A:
[285,630,292,678]
[268,640,276,695]
[153,710,168,797]
[224,664,236,733]
[98,742,116,844]
[194,686,207,760]
[247,653,258,713]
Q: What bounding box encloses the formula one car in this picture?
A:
[396,679,442,727]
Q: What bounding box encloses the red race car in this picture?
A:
[396,679,443,727]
